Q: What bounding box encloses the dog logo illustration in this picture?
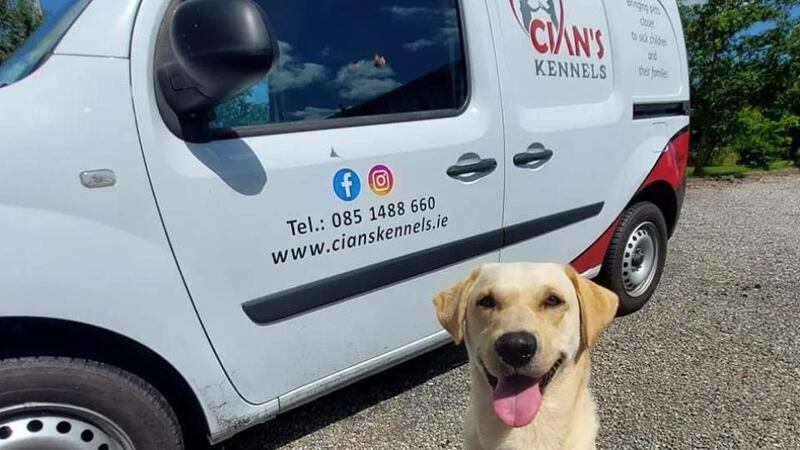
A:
[508,0,608,79]
[519,0,559,30]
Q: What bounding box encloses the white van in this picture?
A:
[0,0,689,447]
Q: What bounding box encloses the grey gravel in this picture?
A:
[218,171,800,450]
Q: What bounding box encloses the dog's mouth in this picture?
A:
[481,358,562,391]
[481,357,563,429]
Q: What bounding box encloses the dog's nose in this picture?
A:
[495,332,537,367]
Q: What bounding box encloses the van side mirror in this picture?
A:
[157,0,278,118]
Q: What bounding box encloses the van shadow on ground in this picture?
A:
[213,344,467,449]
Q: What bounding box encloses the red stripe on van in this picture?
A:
[641,126,690,191]
[570,217,619,274]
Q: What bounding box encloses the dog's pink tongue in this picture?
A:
[491,376,542,428]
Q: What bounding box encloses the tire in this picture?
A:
[0,357,183,449]
[598,201,668,316]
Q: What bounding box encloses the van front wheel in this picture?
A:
[0,357,183,450]
[598,201,668,316]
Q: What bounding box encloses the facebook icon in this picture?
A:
[332,168,361,202]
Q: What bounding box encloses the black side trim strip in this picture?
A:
[243,202,604,325]
[504,203,604,247]
[633,101,690,120]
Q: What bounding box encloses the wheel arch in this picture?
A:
[0,317,209,447]
[628,180,679,237]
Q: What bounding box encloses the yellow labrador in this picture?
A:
[433,263,618,450]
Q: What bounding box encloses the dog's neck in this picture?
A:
[467,352,596,450]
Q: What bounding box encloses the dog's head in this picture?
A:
[433,263,618,428]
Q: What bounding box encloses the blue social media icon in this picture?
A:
[333,168,361,201]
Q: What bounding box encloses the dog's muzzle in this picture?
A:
[481,356,563,392]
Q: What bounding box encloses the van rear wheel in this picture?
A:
[598,201,668,316]
[0,357,183,450]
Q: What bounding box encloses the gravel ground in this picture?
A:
[219,171,800,450]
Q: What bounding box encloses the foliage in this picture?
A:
[0,0,43,66]
[728,107,798,168]
[679,0,800,169]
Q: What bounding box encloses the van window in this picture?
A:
[0,0,92,87]
[209,0,467,131]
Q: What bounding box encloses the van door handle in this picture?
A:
[514,144,553,169]
[447,153,498,182]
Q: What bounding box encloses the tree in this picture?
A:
[737,3,800,166]
[770,13,800,165]
[679,0,800,171]
[0,0,43,66]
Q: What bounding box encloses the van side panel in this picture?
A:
[0,55,274,441]
[55,0,142,58]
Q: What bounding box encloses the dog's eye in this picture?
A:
[544,295,563,307]
[476,296,496,309]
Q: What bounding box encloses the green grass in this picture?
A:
[688,160,795,178]
[767,160,793,171]
[688,165,749,178]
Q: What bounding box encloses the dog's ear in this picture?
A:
[564,265,619,349]
[433,267,481,344]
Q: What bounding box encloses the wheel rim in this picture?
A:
[621,221,660,297]
[0,403,134,450]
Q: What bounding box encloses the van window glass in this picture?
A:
[0,0,92,87]
[209,0,467,130]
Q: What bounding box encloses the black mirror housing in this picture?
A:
[157,0,278,118]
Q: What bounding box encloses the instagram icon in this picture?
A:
[368,164,394,197]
